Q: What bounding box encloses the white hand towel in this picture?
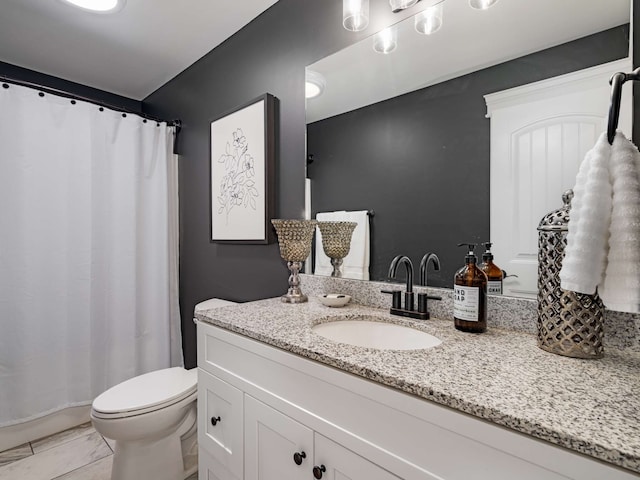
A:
[559,132,612,294]
[560,131,640,313]
[315,210,370,280]
[599,133,640,312]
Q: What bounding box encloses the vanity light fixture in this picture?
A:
[60,0,125,13]
[389,0,421,13]
[343,0,370,32]
[469,0,499,10]
[373,27,398,54]
[305,70,326,99]
[414,2,443,35]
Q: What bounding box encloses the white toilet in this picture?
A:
[91,298,236,480]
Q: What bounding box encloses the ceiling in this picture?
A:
[0,0,279,100]
[307,0,631,123]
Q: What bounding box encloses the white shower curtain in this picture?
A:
[0,84,182,427]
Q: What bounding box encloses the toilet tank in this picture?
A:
[194,298,237,313]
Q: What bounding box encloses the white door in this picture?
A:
[485,58,633,298]
[244,395,314,480]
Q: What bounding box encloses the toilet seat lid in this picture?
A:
[92,367,197,415]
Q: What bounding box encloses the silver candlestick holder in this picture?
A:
[317,221,357,277]
[271,219,318,303]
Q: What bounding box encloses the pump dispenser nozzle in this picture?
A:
[481,242,494,261]
[457,243,478,264]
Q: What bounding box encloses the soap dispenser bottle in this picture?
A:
[454,243,487,333]
[480,242,503,295]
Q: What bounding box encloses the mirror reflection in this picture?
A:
[306,0,630,297]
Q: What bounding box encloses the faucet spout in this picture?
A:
[388,255,413,293]
[419,252,440,286]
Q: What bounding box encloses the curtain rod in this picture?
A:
[0,74,181,129]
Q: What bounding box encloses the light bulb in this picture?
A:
[373,27,398,55]
[389,0,420,13]
[415,3,443,35]
[61,0,124,12]
[343,0,370,32]
[305,71,326,99]
[469,0,499,10]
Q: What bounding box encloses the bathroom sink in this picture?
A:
[312,316,441,350]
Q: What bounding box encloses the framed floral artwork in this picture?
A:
[210,94,276,244]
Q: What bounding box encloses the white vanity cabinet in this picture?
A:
[196,320,637,480]
[244,395,399,480]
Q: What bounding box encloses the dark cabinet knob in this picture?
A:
[313,465,326,479]
[210,416,221,426]
[293,451,306,465]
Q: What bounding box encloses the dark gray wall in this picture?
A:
[0,61,142,112]
[308,26,630,286]
[143,0,409,368]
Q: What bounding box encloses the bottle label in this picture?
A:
[454,285,480,322]
[487,280,502,295]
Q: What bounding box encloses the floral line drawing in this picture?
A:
[217,128,260,224]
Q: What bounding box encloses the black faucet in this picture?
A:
[417,252,442,319]
[381,255,432,320]
[388,255,414,311]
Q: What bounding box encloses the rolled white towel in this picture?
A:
[598,132,640,313]
[559,132,612,294]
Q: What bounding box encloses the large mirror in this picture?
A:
[306,0,631,297]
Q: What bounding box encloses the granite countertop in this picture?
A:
[195,297,640,474]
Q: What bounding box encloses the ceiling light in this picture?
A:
[343,0,370,32]
[390,0,420,13]
[415,3,443,35]
[61,0,125,13]
[469,0,498,10]
[373,27,398,55]
[305,71,326,99]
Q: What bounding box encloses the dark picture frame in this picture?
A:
[210,94,276,244]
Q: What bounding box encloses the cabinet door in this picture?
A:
[198,448,239,480]
[314,434,401,480]
[198,369,244,479]
[245,395,313,480]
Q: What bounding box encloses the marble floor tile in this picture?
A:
[0,443,33,467]
[0,431,111,480]
[31,422,94,454]
[52,455,112,480]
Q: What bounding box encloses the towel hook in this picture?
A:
[607,67,640,145]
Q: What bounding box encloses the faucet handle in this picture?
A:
[381,289,401,309]
[417,292,442,319]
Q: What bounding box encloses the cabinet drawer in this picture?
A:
[197,368,243,479]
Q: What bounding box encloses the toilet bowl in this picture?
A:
[91,298,237,480]
[91,367,198,480]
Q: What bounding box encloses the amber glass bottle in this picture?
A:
[453,243,488,333]
[480,242,503,295]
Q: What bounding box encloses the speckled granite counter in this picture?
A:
[195,297,640,474]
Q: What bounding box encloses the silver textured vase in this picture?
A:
[272,219,318,303]
[317,221,357,277]
[536,190,604,359]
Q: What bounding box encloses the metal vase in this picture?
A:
[317,221,357,277]
[271,219,318,303]
[536,190,604,359]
